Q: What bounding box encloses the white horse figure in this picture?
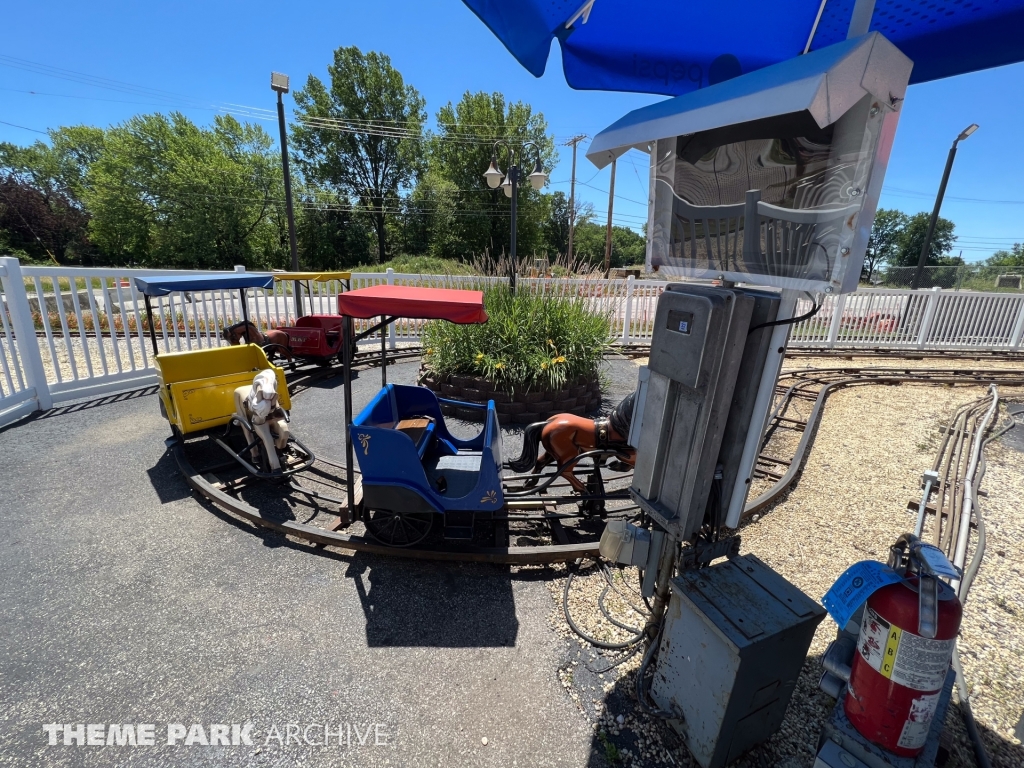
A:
[234,369,291,473]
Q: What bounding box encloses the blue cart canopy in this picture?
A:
[133,273,275,297]
[461,0,1024,96]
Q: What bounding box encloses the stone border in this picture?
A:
[420,368,602,425]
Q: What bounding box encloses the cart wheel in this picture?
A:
[364,508,434,547]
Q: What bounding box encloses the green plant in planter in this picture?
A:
[422,285,610,393]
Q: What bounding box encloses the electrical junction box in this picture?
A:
[629,285,753,541]
[651,554,826,768]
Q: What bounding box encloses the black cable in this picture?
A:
[586,641,645,675]
[601,564,651,618]
[634,629,678,720]
[598,587,643,634]
[563,560,645,650]
[748,291,820,335]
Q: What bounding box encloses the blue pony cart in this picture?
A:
[337,285,503,546]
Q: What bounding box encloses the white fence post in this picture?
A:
[386,268,396,349]
[826,293,846,348]
[916,286,942,349]
[621,275,634,344]
[0,257,52,410]
[1010,298,1024,349]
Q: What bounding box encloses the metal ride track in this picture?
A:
[746,362,1024,520]
[173,345,1024,562]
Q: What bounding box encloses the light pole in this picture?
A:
[484,141,547,294]
[910,123,979,290]
[271,72,301,319]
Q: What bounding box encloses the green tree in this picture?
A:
[84,112,285,269]
[291,47,426,264]
[570,221,646,268]
[863,208,908,281]
[427,91,557,261]
[543,190,595,258]
[0,126,105,263]
[296,191,371,270]
[986,243,1024,267]
[889,211,957,267]
[405,170,462,259]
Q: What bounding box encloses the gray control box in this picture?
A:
[652,554,826,768]
[630,285,753,541]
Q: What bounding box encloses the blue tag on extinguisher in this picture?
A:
[822,561,902,629]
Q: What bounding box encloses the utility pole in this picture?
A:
[271,72,301,319]
[564,135,587,263]
[603,158,616,276]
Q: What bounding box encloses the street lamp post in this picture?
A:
[271,72,301,319]
[484,141,547,294]
[910,123,979,290]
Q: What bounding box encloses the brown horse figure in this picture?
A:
[508,392,636,497]
[222,321,294,364]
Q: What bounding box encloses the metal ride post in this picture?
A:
[271,72,302,320]
[143,294,160,358]
[239,289,251,344]
[342,314,355,518]
[381,314,387,387]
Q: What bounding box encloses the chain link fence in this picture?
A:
[867,265,1024,292]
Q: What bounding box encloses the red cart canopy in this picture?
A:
[337,285,488,324]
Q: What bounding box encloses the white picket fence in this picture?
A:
[2,256,1023,427]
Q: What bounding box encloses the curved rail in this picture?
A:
[743,367,1024,519]
[173,443,599,563]
[175,344,1024,561]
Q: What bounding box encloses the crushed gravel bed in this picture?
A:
[544,356,1024,768]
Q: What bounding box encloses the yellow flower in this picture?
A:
[495,362,505,370]
[547,339,555,347]
[427,348,434,354]
[475,352,484,361]
[554,355,566,364]
[540,362,549,370]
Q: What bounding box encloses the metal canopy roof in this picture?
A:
[337,285,489,324]
[132,273,274,297]
[271,271,351,282]
[461,0,1024,97]
[586,32,911,167]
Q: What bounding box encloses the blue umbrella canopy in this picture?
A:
[461,0,1024,96]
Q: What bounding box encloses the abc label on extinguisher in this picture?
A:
[857,606,954,749]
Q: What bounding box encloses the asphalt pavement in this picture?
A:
[0,357,645,767]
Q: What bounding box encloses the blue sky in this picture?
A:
[2,0,1022,261]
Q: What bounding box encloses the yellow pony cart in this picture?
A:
[134,273,312,478]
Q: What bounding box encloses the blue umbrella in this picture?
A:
[461,0,1024,96]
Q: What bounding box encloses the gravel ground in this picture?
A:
[546,355,1024,768]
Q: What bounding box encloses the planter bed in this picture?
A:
[420,368,602,425]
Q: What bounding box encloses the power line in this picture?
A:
[0,119,48,134]
[882,186,1024,205]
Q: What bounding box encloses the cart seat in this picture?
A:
[396,418,436,459]
[352,384,504,513]
[426,452,482,497]
[155,344,289,435]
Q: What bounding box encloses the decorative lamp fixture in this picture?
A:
[484,155,504,189]
[528,157,547,190]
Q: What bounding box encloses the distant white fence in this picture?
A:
[2,256,1023,427]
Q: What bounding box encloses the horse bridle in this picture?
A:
[225,320,252,334]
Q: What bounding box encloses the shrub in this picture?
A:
[422,284,610,393]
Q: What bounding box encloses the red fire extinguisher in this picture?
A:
[844,534,962,756]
